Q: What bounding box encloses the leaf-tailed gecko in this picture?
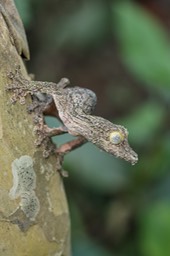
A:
[6,67,138,165]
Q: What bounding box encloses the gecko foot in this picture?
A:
[34,123,68,145]
[34,124,54,158]
[34,114,68,158]
[6,66,32,104]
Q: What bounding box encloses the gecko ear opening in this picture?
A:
[109,131,125,145]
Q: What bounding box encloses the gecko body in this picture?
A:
[7,68,138,165]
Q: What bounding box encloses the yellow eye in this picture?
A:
[109,131,124,145]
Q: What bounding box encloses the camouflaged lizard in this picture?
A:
[6,67,138,165]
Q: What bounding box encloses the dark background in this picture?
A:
[15,0,170,255]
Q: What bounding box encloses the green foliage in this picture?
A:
[52,1,107,50]
[113,2,170,90]
[122,101,165,145]
[139,202,170,256]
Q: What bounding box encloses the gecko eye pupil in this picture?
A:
[109,131,124,144]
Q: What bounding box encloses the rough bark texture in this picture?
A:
[0,7,70,256]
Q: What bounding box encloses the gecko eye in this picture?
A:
[109,131,124,145]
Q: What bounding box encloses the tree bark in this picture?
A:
[0,2,70,256]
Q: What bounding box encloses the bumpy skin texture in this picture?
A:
[7,68,138,165]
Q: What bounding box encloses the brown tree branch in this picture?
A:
[0,1,70,255]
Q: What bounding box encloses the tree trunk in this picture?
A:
[0,2,70,255]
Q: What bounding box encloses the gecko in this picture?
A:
[6,67,138,165]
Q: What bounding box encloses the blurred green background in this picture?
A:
[14,0,170,255]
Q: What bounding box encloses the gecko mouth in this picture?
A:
[113,145,138,165]
[125,150,138,165]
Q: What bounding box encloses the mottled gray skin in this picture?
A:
[7,69,138,165]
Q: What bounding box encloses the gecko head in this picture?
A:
[105,126,138,165]
[92,122,138,165]
[68,115,138,165]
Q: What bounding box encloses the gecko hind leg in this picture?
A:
[55,136,87,177]
[55,136,87,155]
